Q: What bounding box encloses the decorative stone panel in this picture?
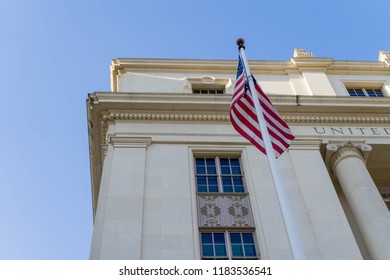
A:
[197,194,255,228]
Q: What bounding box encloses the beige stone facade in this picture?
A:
[87,49,390,259]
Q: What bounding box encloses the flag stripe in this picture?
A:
[230,55,294,158]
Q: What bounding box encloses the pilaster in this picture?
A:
[90,135,151,259]
[289,138,362,259]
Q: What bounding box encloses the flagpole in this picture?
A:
[236,38,306,260]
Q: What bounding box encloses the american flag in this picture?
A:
[230,56,295,158]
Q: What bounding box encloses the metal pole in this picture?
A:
[237,38,305,260]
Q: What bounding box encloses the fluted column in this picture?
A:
[326,142,390,259]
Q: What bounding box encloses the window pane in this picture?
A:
[197,176,206,185]
[213,233,225,244]
[207,176,218,186]
[196,158,206,174]
[221,166,231,174]
[230,158,240,166]
[215,245,227,257]
[202,245,214,256]
[223,186,233,192]
[197,185,207,192]
[231,245,244,257]
[207,165,217,174]
[242,233,254,243]
[223,185,233,192]
[244,245,256,256]
[220,158,229,166]
[233,177,244,192]
[222,176,232,186]
[230,233,242,244]
[231,166,241,174]
[196,166,206,174]
[233,177,243,185]
[201,233,212,244]
[208,185,219,192]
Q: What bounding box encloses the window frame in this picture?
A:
[194,156,246,193]
[200,230,259,260]
[343,81,386,97]
[192,88,225,94]
[347,87,384,97]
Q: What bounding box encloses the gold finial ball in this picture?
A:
[236,38,245,47]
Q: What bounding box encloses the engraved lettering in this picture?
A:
[384,128,390,135]
[371,128,381,135]
[331,128,344,135]
[313,127,326,134]
[348,128,354,134]
[356,128,366,134]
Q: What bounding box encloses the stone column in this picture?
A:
[90,135,151,259]
[326,142,390,259]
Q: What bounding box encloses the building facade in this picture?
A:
[87,49,390,260]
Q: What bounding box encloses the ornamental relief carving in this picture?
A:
[199,196,221,227]
[197,194,254,228]
[228,196,250,227]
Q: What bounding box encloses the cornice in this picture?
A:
[110,58,390,91]
[101,111,390,124]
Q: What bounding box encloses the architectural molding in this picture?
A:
[102,111,390,124]
[325,142,372,173]
[110,57,390,90]
[108,134,152,148]
[293,48,314,58]
[284,115,390,124]
[288,138,322,150]
[379,50,390,67]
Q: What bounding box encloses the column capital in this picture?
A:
[108,134,152,148]
[288,138,322,150]
[325,141,372,172]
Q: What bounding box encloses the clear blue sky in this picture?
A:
[0,0,388,259]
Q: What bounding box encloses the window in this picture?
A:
[193,88,225,94]
[347,88,384,97]
[200,231,258,259]
[188,76,229,94]
[195,157,245,193]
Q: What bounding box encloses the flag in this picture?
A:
[230,56,295,158]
